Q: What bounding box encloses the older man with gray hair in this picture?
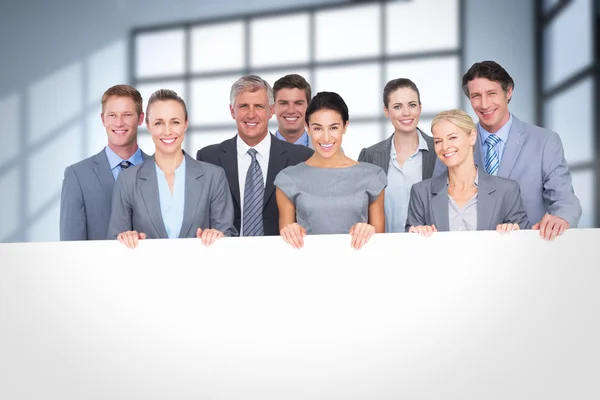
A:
[197,75,313,237]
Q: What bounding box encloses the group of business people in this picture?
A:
[60,60,582,250]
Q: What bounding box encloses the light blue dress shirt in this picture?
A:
[479,113,513,164]
[105,146,144,181]
[275,130,309,147]
[155,157,186,239]
[384,133,429,233]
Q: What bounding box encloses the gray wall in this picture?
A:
[0,0,537,242]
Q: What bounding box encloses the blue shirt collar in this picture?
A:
[479,113,513,144]
[390,130,429,158]
[276,130,309,147]
[105,146,143,170]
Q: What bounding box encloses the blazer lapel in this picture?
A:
[218,137,241,210]
[265,134,286,207]
[498,116,526,178]
[420,130,436,180]
[92,149,115,199]
[477,172,498,230]
[179,153,204,238]
[139,157,168,238]
[474,127,485,170]
[374,134,393,174]
[431,173,450,231]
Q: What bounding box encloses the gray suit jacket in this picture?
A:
[60,148,149,241]
[406,170,529,231]
[357,129,436,179]
[106,152,237,239]
[434,115,582,227]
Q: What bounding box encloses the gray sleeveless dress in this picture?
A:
[274,162,387,234]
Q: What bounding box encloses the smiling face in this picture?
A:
[467,77,512,133]
[432,119,477,168]
[384,87,421,134]
[101,95,144,151]
[307,108,347,158]
[146,100,188,156]
[274,88,308,136]
[230,88,274,147]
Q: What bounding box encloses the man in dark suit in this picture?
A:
[60,84,149,241]
[197,75,313,236]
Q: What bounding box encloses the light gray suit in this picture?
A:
[406,170,529,231]
[435,115,581,227]
[60,148,149,241]
[358,129,436,178]
[106,153,237,239]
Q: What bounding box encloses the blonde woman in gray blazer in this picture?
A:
[406,109,528,236]
[107,89,236,248]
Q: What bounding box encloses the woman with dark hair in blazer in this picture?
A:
[358,78,437,233]
[406,109,528,236]
[107,89,237,248]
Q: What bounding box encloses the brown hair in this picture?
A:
[145,89,188,123]
[101,84,143,116]
[462,61,515,103]
[383,78,421,108]
[273,74,312,103]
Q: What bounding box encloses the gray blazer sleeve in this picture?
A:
[405,183,427,232]
[504,183,530,229]
[60,166,87,241]
[106,172,134,239]
[542,132,582,227]
[357,148,367,162]
[209,167,238,237]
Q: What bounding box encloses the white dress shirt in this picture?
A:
[236,133,271,235]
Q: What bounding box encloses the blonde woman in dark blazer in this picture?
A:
[358,78,436,233]
[406,109,528,235]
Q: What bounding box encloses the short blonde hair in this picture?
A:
[431,109,476,135]
[101,84,143,116]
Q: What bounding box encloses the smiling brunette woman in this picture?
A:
[273,91,387,250]
[405,109,528,236]
[107,89,237,248]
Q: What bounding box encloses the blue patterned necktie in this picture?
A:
[119,160,132,170]
[484,134,501,176]
[242,148,264,236]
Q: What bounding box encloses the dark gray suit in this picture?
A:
[406,170,529,231]
[357,129,437,179]
[60,148,149,241]
[106,153,237,239]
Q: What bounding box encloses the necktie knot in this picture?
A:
[485,134,501,146]
[247,148,258,160]
[119,160,132,170]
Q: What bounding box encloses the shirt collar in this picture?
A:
[390,130,429,158]
[105,146,143,170]
[237,131,271,159]
[479,113,513,144]
[276,130,309,146]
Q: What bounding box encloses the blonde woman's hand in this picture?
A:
[349,222,375,250]
[117,230,146,249]
[408,225,437,237]
[496,223,520,234]
[280,223,306,249]
[196,228,224,246]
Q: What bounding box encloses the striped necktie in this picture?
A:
[484,134,501,176]
[242,148,264,236]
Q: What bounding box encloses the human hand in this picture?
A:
[117,230,146,249]
[349,222,375,250]
[280,223,306,249]
[532,214,569,241]
[496,223,520,234]
[196,228,224,246]
[408,225,437,237]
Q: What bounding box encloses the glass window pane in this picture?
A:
[571,170,595,228]
[0,93,20,164]
[343,122,384,161]
[136,81,186,133]
[187,130,236,155]
[543,0,561,13]
[137,132,156,156]
[418,118,434,137]
[26,200,59,242]
[192,21,245,73]
[543,76,594,164]
[543,0,593,90]
[0,168,20,241]
[190,76,238,126]
[386,0,459,54]
[316,4,381,62]
[135,29,185,78]
[386,57,460,112]
[314,63,381,118]
[251,14,310,68]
